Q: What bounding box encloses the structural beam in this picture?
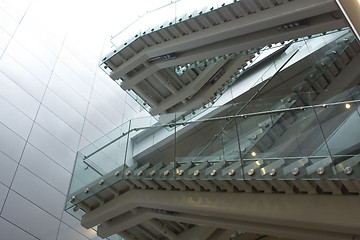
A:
[82,189,360,239]
[176,226,217,240]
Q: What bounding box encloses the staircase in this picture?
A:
[65,31,360,240]
[100,0,347,116]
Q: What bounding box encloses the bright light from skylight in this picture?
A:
[28,0,242,61]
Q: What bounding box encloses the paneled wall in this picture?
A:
[0,0,145,239]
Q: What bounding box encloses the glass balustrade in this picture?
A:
[66,86,360,211]
[66,30,360,235]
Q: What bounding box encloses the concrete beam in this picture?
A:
[150,210,359,240]
[176,226,217,240]
[97,205,359,240]
[149,61,227,115]
[82,189,360,238]
[147,219,178,240]
[207,229,235,240]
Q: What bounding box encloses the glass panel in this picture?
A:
[315,96,358,155]
[124,113,177,185]
[234,101,338,180]
[175,104,242,180]
[124,89,152,113]
[66,121,131,210]
[65,207,86,222]
[65,152,100,210]
[83,121,131,174]
[316,88,360,180]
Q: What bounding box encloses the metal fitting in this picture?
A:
[344,166,353,175]
[248,169,255,176]
[317,167,325,175]
[292,168,299,176]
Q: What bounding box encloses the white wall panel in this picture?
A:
[0,96,33,139]
[0,53,47,101]
[86,105,116,134]
[0,71,40,119]
[123,102,139,122]
[57,223,89,240]
[22,0,68,40]
[1,191,60,240]
[28,124,76,172]
[53,60,92,100]
[62,37,101,68]
[61,212,98,239]
[11,166,66,219]
[0,0,31,23]
[42,89,85,131]
[0,183,9,210]
[5,39,53,85]
[14,13,63,55]
[0,7,18,35]
[81,120,105,143]
[0,217,38,240]
[13,32,58,70]
[0,46,4,57]
[0,123,26,162]
[58,48,96,84]
[92,78,127,113]
[90,90,124,126]
[78,137,91,151]
[36,105,80,151]
[0,152,17,187]
[48,73,88,116]
[93,73,126,100]
[21,144,71,195]
[0,27,11,50]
